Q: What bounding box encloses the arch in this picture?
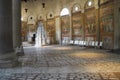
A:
[38,14,43,20]
[72,3,81,13]
[47,11,54,19]
[84,0,94,9]
[60,8,70,16]
[27,15,36,24]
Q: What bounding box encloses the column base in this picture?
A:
[107,49,120,54]
[0,52,18,68]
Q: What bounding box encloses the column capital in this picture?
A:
[95,4,99,9]
[81,9,84,13]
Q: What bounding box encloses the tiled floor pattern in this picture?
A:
[0,45,120,80]
[18,46,120,72]
[1,72,120,80]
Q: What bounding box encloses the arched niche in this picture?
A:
[60,8,70,16]
[71,4,83,40]
[27,15,36,25]
[47,11,54,19]
[46,12,55,44]
[84,0,96,42]
[38,14,43,21]
[72,3,81,13]
[27,15,37,42]
[85,0,95,9]
[60,8,70,41]
[37,14,45,29]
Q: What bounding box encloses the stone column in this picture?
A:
[94,2,100,42]
[55,16,61,44]
[81,10,85,41]
[12,0,21,48]
[70,9,72,40]
[95,8,100,42]
[0,0,17,67]
[0,0,13,53]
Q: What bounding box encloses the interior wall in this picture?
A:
[21,0,120,50]
[114,0,120,49]
[100,1,114,49]
[46,18,55,44]
[118,9,120,49]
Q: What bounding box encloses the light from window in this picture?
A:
[88,1,92,6]
[21,17,23,21]
[60,8,69,16]
[75,6,79,11]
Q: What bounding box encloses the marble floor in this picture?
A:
[0,45,120,80]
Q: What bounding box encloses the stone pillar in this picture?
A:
[60,17,62,45]
[12,0,21,48]
[95,2,100,42]
[55,16,61,44]
[0,0,16,67]
[70,9,72,40]
[114,0,120,50]
[81,10,85,41]
[0,0,13,53]
[95,9,100,42]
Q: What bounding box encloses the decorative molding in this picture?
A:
[55,16,60,18]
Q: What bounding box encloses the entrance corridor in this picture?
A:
[0,45,120,80]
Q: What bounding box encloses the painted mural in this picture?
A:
[100,15,113,33]
[84,8,96,41]
[61,15,70,40]
[100,4,114,33]
[46,18,55,44]
[102,36,113,49]
[85,10,96,35]
[100,1,114,49]
[22,22,27,41]
[72,11,83,40]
